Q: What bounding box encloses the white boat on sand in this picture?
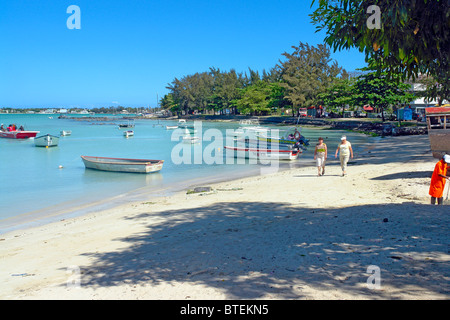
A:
[81,156,164,174]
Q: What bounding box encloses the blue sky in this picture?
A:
[0,0,367,109]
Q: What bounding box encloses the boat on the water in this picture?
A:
[34,134,59,147]
[426,106,450,158]
[258,127,310,148]
[0,124,39,139]
[224,145,300,161]
[60,130,72,136]
[182,135,201,144]
[81,156,164,174]
[239,118,260,126]
[124,130,134,138]
[118,120,135,129]
[166,125,178,130]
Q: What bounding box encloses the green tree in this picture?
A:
[278,42,343,116]
[319,77,356,116]
[236,81,272,115]
[310,0,449,104]
[166,72,214,114]
[209,68,245,115]
[353,69,416,122]
[160,93,179,114]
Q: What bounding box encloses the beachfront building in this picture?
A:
[408,82,449,121]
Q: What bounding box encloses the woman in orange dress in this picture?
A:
[429,154,450,205]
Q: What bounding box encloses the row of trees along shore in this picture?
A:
[161,1,449,123]
[160,42,416,122]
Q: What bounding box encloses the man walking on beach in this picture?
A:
[429,154,450,205]
[335,136,353,176]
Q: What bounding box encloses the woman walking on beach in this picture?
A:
[429,154,450,205]
[335,136,353,176]
[314,137,327,176]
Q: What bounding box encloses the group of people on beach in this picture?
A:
[313,136,449,205]
[313,135,353,177]
[0,124,24,132]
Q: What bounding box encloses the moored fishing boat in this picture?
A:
[258,127,310,148]
[81,156,164,173]
[118,120,135,129]
[224,145,300,161]
[60,130,72,136]
[34,134,59,147]
[124,130,134,138]
[425,107,450,158]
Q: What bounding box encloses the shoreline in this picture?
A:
[0,128,372,235]
[1,135,449,300]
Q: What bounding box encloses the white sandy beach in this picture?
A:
[0,135,449,300]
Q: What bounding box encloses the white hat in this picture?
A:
[444,154,450,163]
[341,136,347,140]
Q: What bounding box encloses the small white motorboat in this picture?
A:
[34,134,59,147]
[166,125,178,130]
[124,130,134,138]
[60,130,72,136]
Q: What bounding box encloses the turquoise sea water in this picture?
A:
[0,114,372,233]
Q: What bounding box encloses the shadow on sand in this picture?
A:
[74,201,449,299]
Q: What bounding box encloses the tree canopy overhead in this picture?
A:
[310,0,449,103]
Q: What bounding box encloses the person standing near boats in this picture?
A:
[314,137,327,176]
[429,154,450,205]
[335,136,353,176]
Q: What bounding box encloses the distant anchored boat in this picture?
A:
[123,130,134,138]
[60,130,72,136]
[426,106,450,158]
[34,134,59,147]
[118,120,135,129]
[81,156,164,174]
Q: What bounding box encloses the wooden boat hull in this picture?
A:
[35,134,59,147]
[0,131,39,139]
[224,146,300,161]
[81,156,164,174]
[428,130,450,158]
[426,107,450,158]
